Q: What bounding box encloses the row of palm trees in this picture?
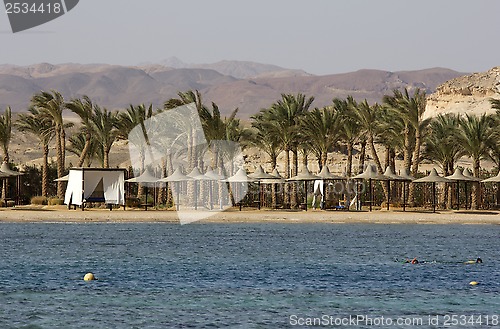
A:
[1,88,499,208]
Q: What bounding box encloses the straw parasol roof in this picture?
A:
[481,171,500,183]
[53,174,69,182]
[203,167,225,180]
[413,168,450,183]
[225,168,255,182]
[248,165,276,180]
[462,168,482,182]
[125,169,158,185]
[316,166,345,180]
[286,166,320,181]
[398,168,415,181]
[445,168,472,181]
[352,164,386,180]
[158,167,193,182]
[187,167,211,180]
[0,162,23,177]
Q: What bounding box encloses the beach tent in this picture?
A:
[64,168,126,208]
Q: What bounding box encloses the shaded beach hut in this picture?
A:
[481,170,500,208]
[286,167,320,211]
[398,169,415,211]
[445,168,474,210]
[0,162,23,205]
[381,166,410,211]
[158,168,193,211]
[314,166,345,210]
[224,168,254,211]
[413,168,450,213]
[249,165,276,210]
[461,168,482,209]
[203,167,226,210]
[187,167,211,210]
[267,168,285,209]
[352,165,385,211]
[125,169,158,210]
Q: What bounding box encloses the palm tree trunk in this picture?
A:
[347,142,353,177]
[472,158,481,209]
[76,134,91,167]
[42,144,49,197]
[55,125,64,199]
[284,148,290,207]
[291,148,298,208]
[359,141,366,174]
[104,149,110,168]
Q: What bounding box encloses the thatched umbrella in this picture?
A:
[54,174,69,182]
[445,168,474,210]
[380,166,410,211]
[481,170,500,208]
[125,169,158,210]
[462,168,481,209]
[413,168,450,213]
[202,167,225,210]
[249,165,276,210]
[315,166,345,209]
[225,168,255,210]
[286,167,320,211]
[352,164,386,211]
[158,167,193,211]
[0,162,23,205]
[187,167,210,210]
[267,169,285,209]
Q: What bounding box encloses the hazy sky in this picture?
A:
[1,0,499,75]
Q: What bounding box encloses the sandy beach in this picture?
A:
[1,206,499,225]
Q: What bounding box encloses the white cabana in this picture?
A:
[64,168,126,208]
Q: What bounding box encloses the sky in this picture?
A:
[1,0,499,75]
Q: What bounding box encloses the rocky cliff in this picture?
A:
[425,66,500,118]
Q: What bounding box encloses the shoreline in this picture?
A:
[1,206,499,224]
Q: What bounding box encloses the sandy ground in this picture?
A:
[0,205,499,225]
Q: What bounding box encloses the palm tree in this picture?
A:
[265,93,314,178]
[0,106,12,201]
[383,88,430,206]
[457,113,495,209]
[423,114,463,208]
[423,114,462,175]
[15,107,55,197]
[247,112,283,170]
[301,106,341,169]
[0,106,12,163]
[65,96,96,167]
[354,100,384,174]
[31,90,67,198]
[67,131,102,167]
[90,106,119,168]
[335,96,361,177]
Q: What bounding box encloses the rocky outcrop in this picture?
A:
[425,66,500,118]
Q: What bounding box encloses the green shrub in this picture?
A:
[48,197,64,206]
[126,197,140,208]
[31,196,48,205]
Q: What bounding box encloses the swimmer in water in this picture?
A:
[404,257,419,264]
[476,257,482,263]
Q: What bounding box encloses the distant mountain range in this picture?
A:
[0,59,466,118]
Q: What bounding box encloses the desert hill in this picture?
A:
[425,66,500,118]
[0,60,465,118]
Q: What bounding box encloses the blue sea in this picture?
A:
[0,223,499,328]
